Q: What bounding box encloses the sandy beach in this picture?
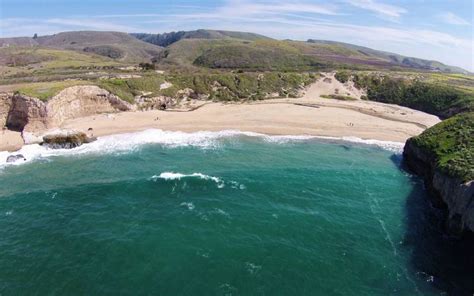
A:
[0,76,441,152]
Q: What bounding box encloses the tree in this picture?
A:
[33,33,38,39]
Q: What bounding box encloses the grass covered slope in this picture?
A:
[132,29,271,47]
[98,72,315,102]
[140,30,468,73]
[334,71,474,118]
[14,80,91,101]
[193,40,325,71]
[308,40,468,73]
[9,72,314,103]
[409,112,473,182]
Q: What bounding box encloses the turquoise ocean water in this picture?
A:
[0,130,472,295]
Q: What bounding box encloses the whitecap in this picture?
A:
[245,262,262,275]
[179,202,195,211]
[214,208,230,217]
[151,172,224,187]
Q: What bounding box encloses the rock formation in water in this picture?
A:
[6,154,26,163]
[42,130,96,149]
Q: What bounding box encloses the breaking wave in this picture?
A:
[0,129,404,168]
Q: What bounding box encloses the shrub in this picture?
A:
[334,71,350,83]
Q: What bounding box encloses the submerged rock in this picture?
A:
[6,154,26,163]
[42,131,96,149]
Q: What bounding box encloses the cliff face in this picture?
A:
[7,94,49,132]
[46,85,134,126]
[404,138,474,234]
[2,85,134,134]
[0,94,12,128]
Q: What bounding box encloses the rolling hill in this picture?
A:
[0,31,162,63]
[306,39,467,73]
[132,29,467,73]
[131,29,271,47]
[0,29,469,73]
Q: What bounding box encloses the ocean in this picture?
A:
[0,130,471,295]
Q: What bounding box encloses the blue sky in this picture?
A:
[1,0,473,71]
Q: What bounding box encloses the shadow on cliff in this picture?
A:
[392,155,474,295]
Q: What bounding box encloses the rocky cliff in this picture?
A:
[0,93,12,128]
[7,94,48,132]
[1,85,134,135]
[46,85,134,127]
[403,113,474,235]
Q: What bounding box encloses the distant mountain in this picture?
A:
[131,29,272,47]
[131,29,467,73]
[306,39,468,74]
[0,29,468,73]
[0,31,162,63]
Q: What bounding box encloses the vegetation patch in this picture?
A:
[16,80,91,101]
[97,75,166,103]
[83,45,124,59]
[350,72,474,118]
[411,112,474,182]
[96,72,315,102]
[193,42,326,71]
[321,94,356,101]
[334,71,350,83]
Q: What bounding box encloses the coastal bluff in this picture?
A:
[1,85,134,142]
[403,113,474,235]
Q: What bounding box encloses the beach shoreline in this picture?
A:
[0,75,442,152]
[0,96,440,152]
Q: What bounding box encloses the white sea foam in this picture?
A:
[245,262,262,275]
[180,202,195,211]
[339,136,404,153]
[0,129,404,169]
[152,172,223,184]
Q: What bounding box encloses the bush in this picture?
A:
[334,71,350,83]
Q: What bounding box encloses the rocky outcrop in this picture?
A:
[42,130,96,149]
[7,94,48,132]
[403,139,474,235]
[2,85,134,133]
[0,93,12,128]
[47,85,134,126]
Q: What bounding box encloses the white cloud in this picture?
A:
[215,1,341,16]
[438,12,470,26]
[45,18,137,32]
[346,0,406,18]
[0,17,139,37]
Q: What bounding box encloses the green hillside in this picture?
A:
[132,29,271,47]
[409,112,474,182]
[334,71,474,118]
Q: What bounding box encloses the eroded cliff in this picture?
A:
[1,85,134,135]
[403,113,474,235]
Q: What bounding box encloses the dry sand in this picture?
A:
[0,73,441,152]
